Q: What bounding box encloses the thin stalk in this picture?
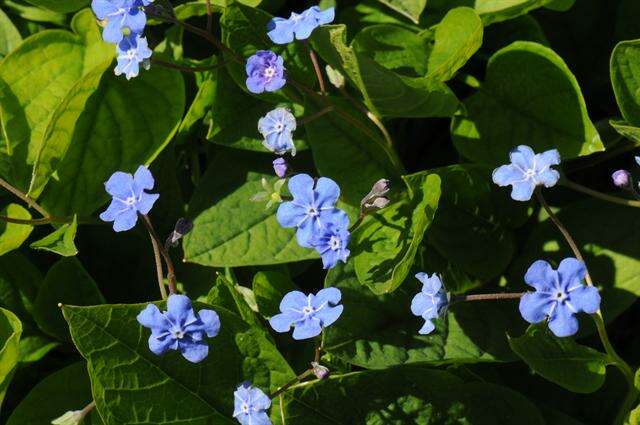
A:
[279,395,286,425]
[348,213,365,232]
[536,189,638,423]
[561,179,640,208]
[205,0,213,33]
[81,401,96,417]
[453,292,524,302]
[141,214,177,296]
[0,177,49,217]
[141,214,167,300]
[298,106,334,125]
[305,42,326,94]
[338,87,394,148]
[269,369,314,399]
[0,215,67,225]
[151,58,228,73]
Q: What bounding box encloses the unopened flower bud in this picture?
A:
[370,178,390,197]
[165,218,193,248]
[360,179,391,214]
[311,361,330,380]
[612,170,631,188]
[273,157,288,178]
[325,65,345,89]
[51,410,84,425]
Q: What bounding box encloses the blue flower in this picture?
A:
[410,273,448,335]
[246,50,286,94]
[91,0,151,44]
[492,145,561,201]
[519,258,600,337]
[612,169,631,188]
[269,288,343,340]
[99,165,159,232]
[276,174,344,248]
[309,212,350,269]
[258,108,297,155]
[233,382,271,425]
[115,34,152,80]
[137,294,221,363]
[267,6,335,44]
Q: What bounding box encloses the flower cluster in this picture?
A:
[410,273,449,335]
[267,6,335,44]
[91,0,153,79]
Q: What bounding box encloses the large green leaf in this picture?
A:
[323,261,520,369]
[310,25,459,118]
[36,64,185,216]
[252,271,297,318]
[354,174,441,294]
[6,362,102,425]
[508,325,609,393]
[426,0,554,26]
[23,0,89,13]
[374,0,427,23]
[30,215,78,256]
[63,303,295,424]
[286,366,545,424]
[611,39,640,127]
[0,203,33,256]
[452,41,603,165]
[0,8,21,58]
[18,334,59,363]
[0,307,21,409]
[183,149,317,267]
[0,9,113,190]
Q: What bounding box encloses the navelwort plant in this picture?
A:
[1,0,640,424]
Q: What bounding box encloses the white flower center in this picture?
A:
[307,207,318,217]
[302,306,314,315]
[124,196,136,206]
[554,290,568,302]
[274,122,284,132]
[172,329,185,339]
[329,235,341,250]
[524,169,536,179]
[241,403,249,413]
[263,66,276,78]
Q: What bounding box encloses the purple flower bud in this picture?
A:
[165,218,194,248]
[311,361,330,380]
[360,179,391,215]
[273,157,288,178]
[612,170,631,188]
[370,179,390,197]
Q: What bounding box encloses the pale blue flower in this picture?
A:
[258,108,297,155]
[492,145,560,201]
[612,170,630,188]
[99,165,159,232]
[115,34,152,80]
[233,382,271,425]
[411,273,448,335]
[519,258,600,337]
[309,212,350,269]
[267,6,335,44]
[245,50,286,94]
[137,294,221,363]
[91,0,152,44]
[269,288,343,340]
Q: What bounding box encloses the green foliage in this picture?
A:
[0,204,32,256]
[0,307,21,409]
[30,215,78,256]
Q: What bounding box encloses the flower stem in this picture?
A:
[0,177,50,217]
[205,0,213,33]
[141,214,167,300]
[561,179,640,208]
[305,42,326,94]
[348,213,365,232]
[453,292,525,302]
[536,189,638,423]
[298,106,334,125]
[269,369,314,399]
[338,87,394,148]
[81,401,96,418]
[141,214,177,296]
[151,58,228,73]
[0,215,67,225]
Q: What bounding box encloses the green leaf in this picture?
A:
[0,307,21,409]
[0,203,33,256]
[0,251,42,320]
[304,97,403,207]
[207,274,260,326]
[22,0,89,13]
[508,325,609,393]
[0,9,113,190]
[6,362,102,425]
[18,334,59,363]
[354,173,441,294]
[34,257,104,342]
[0,8,21,58]
[63,303,295,424]
[374,0,427,23]
[36,64,185,216]
[0,0,66,25]
[323,261,520,369]
[287,366,545,424]
[183,149,318,267]
[30,215,78,256]
[610,119,640,145]
[427,0,554,26]
[252,271,297,318]
[452,41,603,165]
[611,39,640,127]
[310,25,459,118]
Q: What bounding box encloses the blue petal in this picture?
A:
[510,180,536,201]
[179,339,209,363]
[246,76,265,94]
[295,219,316,248]
[314,304,343,328]
[267,17,296,44]
[292,317,322,340]
[246,411,272,425]
[417,273,442,294]
[313,6,335,25]
[136,192,159,215]
[195,309,221,337]
[134,165,155,190]
[313,287,341,306]
[568,286,600,314]
[279,290,307,311]
[548,304,579,337]
[264,75,286,92]
[320,248,339,269]
[248,387,271,410]
[137,304,168,331]
[166,294,197,327]
[103,19,124,43]
[492,164,524,187]
[100,198,127,222]
[105,171,133,198]
[536,149,561,169]
[292,14,319,40]
[411,292,433,317]
[557,257,586,289]
[519,292,554,324]
[269,310,301,333]
[288,174,315,204]
[276,202,307,228]
[418,318,435,335]
[509,145,535,171]
[121,8,147,34]
[148,334,175,356]
[112,208,138,232]
[314,177,340,208]
[524,260,557,291]
[535,169,560,188]
[92,0,118,19]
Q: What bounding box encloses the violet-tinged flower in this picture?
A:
[309,211,350,269]
[269,288,343,340]
[99,165,159,232]
[267,6,335,45]
[519,258,600,337]
[360,178,391,214]
[492,145,561,201]
[311,361,330,380]
[115,34,152,80]
[410,273,448,335]
[276,174,344,247]
[612,170,631,188]
[245,50,286,94]
[91,0,152,44]
[258,108,297,155]
[137,294,221,363]
[233,382,271,425]
[273,157,288,178]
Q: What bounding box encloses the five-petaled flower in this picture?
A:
[492,145,561,201]
[99,165,159,232]
[246,50,286,94]
[519,258,600,337]
[137,294,221,363]
[267,6,335,45]
[258,108,297,155]
[309,212,351,269]
[269,288,343,340]
[115,34,152,80]
[410,273,449,335]
[91,0,152,44]
[233,382,272,425]
[276,174,344,247]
